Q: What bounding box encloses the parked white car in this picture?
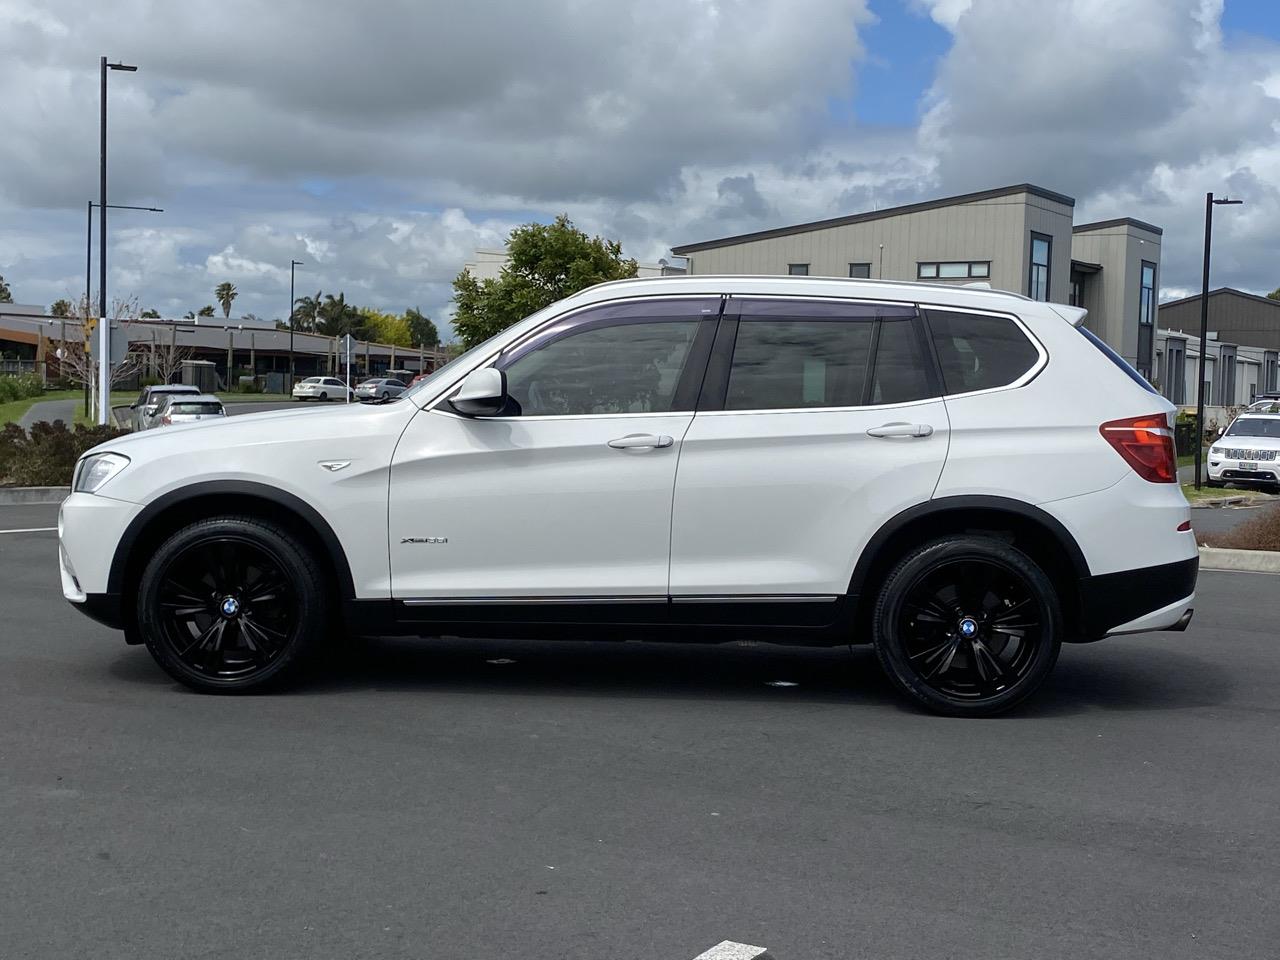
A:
[1207,412,1280,488]
[354,378,408,401]
[145,393,226,429]
[129,384,203,431]
[291,376,352,402]
[59,276,1197,715]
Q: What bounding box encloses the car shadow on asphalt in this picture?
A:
[108,634,1235,717]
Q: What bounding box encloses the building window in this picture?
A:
[787,263,809,276]
[1069,275,1084,307]
[1028,233,1051,301]
[1265,351,1278,393]
[848,263,871,279]
[917,261,990,280]
[1136,259,1157,378]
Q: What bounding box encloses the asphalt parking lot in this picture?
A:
[3,502,1278,959]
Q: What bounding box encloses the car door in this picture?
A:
[389,296,720,601]
[669,296,950,606]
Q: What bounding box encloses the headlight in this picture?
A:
[74,453,130,493]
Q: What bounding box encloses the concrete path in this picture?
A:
[16,399,77,431]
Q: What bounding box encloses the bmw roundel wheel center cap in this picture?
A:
[958,616,979,639]
[219,596,241,619]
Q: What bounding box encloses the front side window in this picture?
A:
[927,310,1041,395]
[788,264,809,276]
[1028,233,1051,301]
[497,302,709,416]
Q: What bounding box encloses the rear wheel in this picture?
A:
[318,391,328,401]
[136,516,330,693]
[872,536,1061,716]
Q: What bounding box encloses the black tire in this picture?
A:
[380,390,389,400]
[872,536,1062,717]
[136,515,331,693]
[318,391,328,401]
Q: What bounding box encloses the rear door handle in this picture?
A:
[866,422,934,439]
[607,434,674,450]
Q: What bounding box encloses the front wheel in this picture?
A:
[872,536,1062,716]
[136,515,331,693]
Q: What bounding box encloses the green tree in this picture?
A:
[405,307,439,348]
[1268,288,1280,301]
[183,311,196,319]
[449,215,637,347]
[292,291,322,333]
[50,299,73,318]
[215,282,238,318]
[0,275,12,303]
[140,308,161,319]
[197,305,215,317]
[317,292,364,338]
[358,307,413,347]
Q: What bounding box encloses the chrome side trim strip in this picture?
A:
[401,595,668,606]
[671,595,840,604]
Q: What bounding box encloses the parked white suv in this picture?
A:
[1207,411,1280,488]
[59,277,1197,715]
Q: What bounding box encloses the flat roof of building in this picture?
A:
[671,183,1077,255]
[1072,217,1163,236]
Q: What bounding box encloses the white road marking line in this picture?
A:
[692,942,771,960]
[0,527,57,534]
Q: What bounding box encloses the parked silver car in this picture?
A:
[129,384,203,431]
[354,378,408,401]
[144,393,227,429]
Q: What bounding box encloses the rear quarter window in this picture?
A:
[926,310,1041,395]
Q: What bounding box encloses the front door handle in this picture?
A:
[607,433,674,450]
[866,422,934,439]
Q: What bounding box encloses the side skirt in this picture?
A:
[342,595,862,646]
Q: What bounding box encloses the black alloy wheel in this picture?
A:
[137,516,329,692]
[872,536,1061,716]
[318,391,328,401]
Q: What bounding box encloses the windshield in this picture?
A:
[170,402,224,415]
[1226,417,1280,439]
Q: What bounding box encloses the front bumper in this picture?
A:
[1079,556,1198,639]
[1207,457,1280,484]
[59,493,143,628]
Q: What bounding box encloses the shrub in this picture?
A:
[0,374,45,403]
[0,420,127,487]
[1201,505,1280,552]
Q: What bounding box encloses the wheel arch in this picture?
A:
[848,496,1090,640]
[108,481,356,629]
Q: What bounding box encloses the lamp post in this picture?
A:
[1194,192,1244,490]
[85,201,161,417]
[288,259,303,392]
[97,57,139,425]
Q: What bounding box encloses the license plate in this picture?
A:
[1241,462,1258,472]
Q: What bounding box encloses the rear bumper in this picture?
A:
[1079,556,1199,638]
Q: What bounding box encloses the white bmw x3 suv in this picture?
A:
[59,276,1197,715]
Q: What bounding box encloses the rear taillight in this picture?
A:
[1100,414,1177,483]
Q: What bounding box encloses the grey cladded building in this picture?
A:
[671,183,1162,376]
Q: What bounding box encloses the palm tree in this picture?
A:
[318,292,353,337]
[215,282,238,319]
[293,291,322,333]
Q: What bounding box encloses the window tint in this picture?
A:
[871,320,932,405]
[726,320,873,410]
[500,319,700,416]
[171,402,224,415]
[928,310,1041,394]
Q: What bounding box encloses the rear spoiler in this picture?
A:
[1049,304,1089,327]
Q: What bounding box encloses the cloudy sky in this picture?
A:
[1,0,1277,336]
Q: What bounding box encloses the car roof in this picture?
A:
[164,393,221,404]
[150,383,200,392]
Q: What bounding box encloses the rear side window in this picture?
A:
[722,301,935,410]
[726,320,874,410]
[927,310,1041,395]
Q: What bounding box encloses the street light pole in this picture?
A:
[1194,192,1244,490]
[289,259,303,392]
[97,57,138,425]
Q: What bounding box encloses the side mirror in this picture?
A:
[449,367,508,417]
